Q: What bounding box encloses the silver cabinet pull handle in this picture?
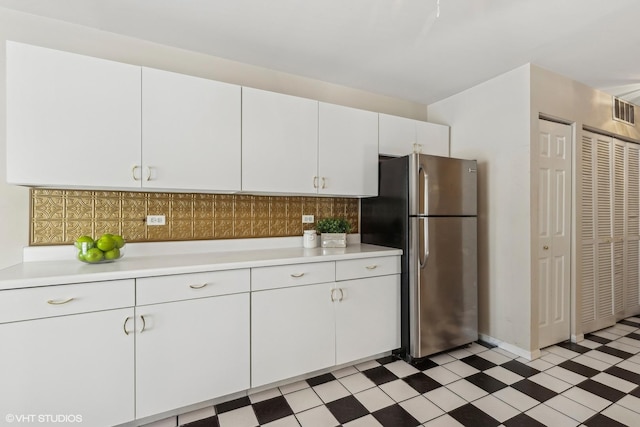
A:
[47,297,74,305]
[290,273,305,278]
[321,177,326,189]
[543,245,549,250]
[132,165,141,181]
[313,176,318,189]
[139,315,147,333]
[145,166,152,181]
[123,316,132,335]
[330,288,337,302]
[189,283,208,289]
[365,265,378,270]
[338,288,344,301]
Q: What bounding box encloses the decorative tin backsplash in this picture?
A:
[30,189,359,246]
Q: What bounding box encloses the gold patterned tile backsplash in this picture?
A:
[30,189,359,245]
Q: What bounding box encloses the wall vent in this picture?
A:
[613,97,635,125]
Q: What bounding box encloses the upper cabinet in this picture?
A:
[6,41,141,189]
[242,88,379,197]
[379,113,449,157]
[141,68,241,192]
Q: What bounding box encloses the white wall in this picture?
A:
[427,65,534,352]
[0,7,429,271]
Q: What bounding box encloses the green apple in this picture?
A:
[74,235,94,249]
[112,235,125,249]
[104,247,120,260]
[84,247,104,263]
[96,235,116,252]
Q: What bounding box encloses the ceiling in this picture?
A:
[2,0,640,106]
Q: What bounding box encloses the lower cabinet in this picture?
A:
[0,308,135,427]
[136,293,250,418]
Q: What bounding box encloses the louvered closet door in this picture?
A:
[613,141,626,318]
[626,143,640,315]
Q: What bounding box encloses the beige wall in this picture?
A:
[0,7,429,270]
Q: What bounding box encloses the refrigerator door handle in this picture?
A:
[419,217,429,268]
[419,164,428,215]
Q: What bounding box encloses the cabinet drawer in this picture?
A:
[336,256,401,281]
[0,279,134,324]
[252,262,335,291]
[137,269,250,305]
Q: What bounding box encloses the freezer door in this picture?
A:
[411,154,477,216]
[409,216,477,359]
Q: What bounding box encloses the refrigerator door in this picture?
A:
[409,154,477,216]
[409,216,478,358]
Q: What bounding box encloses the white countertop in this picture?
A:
[0,240,401,290]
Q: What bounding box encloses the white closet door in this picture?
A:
[626,143,640,315]
[613,141,626,317]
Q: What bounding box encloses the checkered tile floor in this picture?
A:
[182,317,640,427]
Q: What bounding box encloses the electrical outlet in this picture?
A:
[302,214,315,224]
[147,215,166,226]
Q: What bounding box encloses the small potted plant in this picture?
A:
[316,218,351,248]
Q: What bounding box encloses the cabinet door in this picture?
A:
[242,87,318,194]
[626,143,640,315]
[0,308,135,426]
[6,41,141,188]
[318,103,378,196]
[136,293,250,418]
[416,121,450,157]
[335,275,400,365]
[142,68,241,191]
[378,113,416,157]
[252,283,335,387]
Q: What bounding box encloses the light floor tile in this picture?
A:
[379,378,420,402]
[603,326,633,336]
[472,395,520,422]
[476,349,511,365]
[492,386,540,412]
[249,387,282,403]
[280,380,309,395]
[424,387,467,412]
[572,354,613,371]
[541,352,569,365]
[526,404,580,427]
[354,387,395,412]
[545,366,587,385]
[424,366,460,385]
[546,345,580,360]
[285,387,323,413]
[445,379,488,402]
[618,359,640,374]
[447,348,474,360]
[332,365,358,378]
[384,360,420,378]
[178,406,215,425]
[616,394,640,414]
[591,372,637,393]
[591,330,624,341]
[602,403,640,426]
[312,380,350,403]
[400,395,445,423]
[561,386,611,412]
[217,406,259,427]
[263,415,301,427]
[528,372,572,393]
[630,354,640,365]
[342,414,383,427]
[577,339,602,349]
[484,366,524,385]
[617,337,640,349]
[492,347,519,359]
[422,414,465,426]
[610,323,638,332]
[583,349,623,365]
[338,372,376,394]
[606,341,640,354]
[441,360,479,378]
[525,358,555,371]
[429,353,456,365]
[295,405,340,427]
[355,360,380,372]
[466,343,489,354]
[544,395,596,422]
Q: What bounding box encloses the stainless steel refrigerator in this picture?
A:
[362,153,478,359]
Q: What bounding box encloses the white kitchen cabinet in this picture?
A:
[242,87,319,194]
[0,280,135,427]
[318,102,379,196]
[6,41,141,189]
[141,67,241,192]
[379,113,449,157]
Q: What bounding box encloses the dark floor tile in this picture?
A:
[501,360,541,378]
[181,415,220,427]
[626,332,640,341]
[584,334,613,344]
[511,379,558,402]
[583,413,628,427]
[502,413,546,427]
[595,345,634,360]
[411,357,438,371]
[372,404,420,427]
[461,354,497,371]
[449,403,500,427]
[214,396,250,414]
[326,395,370,424]
[306,372,336,387]
[376,355,398,365]
[556,340,592,354]
[620,319,640,328]
[577,378,626,402]
[558,359,601,377]
[362,365,398,386]
[402,372,442,393]
[252,395,293,425]
[605,365,640,385]
[632,385,640,398]
[477,340,497,349]
[465,372,508,393]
